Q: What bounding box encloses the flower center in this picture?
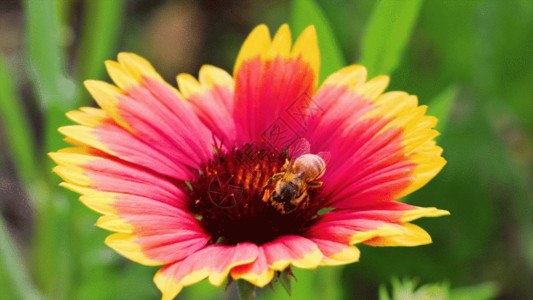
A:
[187,144,322,245]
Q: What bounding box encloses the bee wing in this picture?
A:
[288,138,311,163]
[317,151,331,166]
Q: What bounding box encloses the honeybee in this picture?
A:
[262,154,327,214]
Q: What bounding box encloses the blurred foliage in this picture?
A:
[76,0,125,105]
[359,0,423,77]
[0,55,36,184]
[0,0,532,299]
[378,277,498,300]
[379,278,449,300]
[291,0,345,83]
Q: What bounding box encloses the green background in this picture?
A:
[0,0,532,299]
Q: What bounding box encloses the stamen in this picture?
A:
[188,144,323,245]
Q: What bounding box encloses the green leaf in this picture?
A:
[76,0,125,105]
[449,282,500,300]
[71,5,126,297]
[237,280,256,300]
[426,86,457,135]
[380,278,499,300]
[23,1,76,298]
[378,284,391,300]
[0,55,37,184]
[317,207,335,215]
[262,268,314,300]
[291,0,346,83]
[359,0,424,77]
[380,277,449,300]
[183,277,222,299]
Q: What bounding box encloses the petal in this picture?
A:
[331,201,450,224]
[105,227,209,266]
[233,24,319,149]
[290,26,320,79]
[310,238,360,266]
[361,223,433,247]
[269,23,292,58]
[234,24,272,74]
[154,243,258,300]
[306,212,403,246]
[230,235,324,288]
[401,205,450,222]
[177,65,236,147]
[50,147,187,208]
[230,247,274,288]
[101,233,161,266]
[305,66,445,208]
[50,147,211,265]
[59,123,191,180]
[306,203,448,248]
[109,52,167,90]
[92,193,210,266]
[262,235,323,270]
[83,53,216,175]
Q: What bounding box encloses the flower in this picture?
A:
[50,24,448,299]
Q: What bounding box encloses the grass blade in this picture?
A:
[316,267,343,300]
[24,0,76,160]
[291,0,346,83]
[0,215,43,300]
[360,0,423,77]
[426,86,457,135]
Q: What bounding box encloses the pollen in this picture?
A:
[188,144,322,245]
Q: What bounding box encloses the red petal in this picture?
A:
[154,243,258,300]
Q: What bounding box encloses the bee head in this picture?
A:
[272,182,298,203]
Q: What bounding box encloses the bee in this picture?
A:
[262,154,327,214]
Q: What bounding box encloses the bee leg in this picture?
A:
[282,159,290,170]
[262,189,272,202]
[262,173,283,203]
[265,172,283,187]
[263,159,288,188]
[287,193,309,213]
[308,181,323,188]
[272,172,284,179]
